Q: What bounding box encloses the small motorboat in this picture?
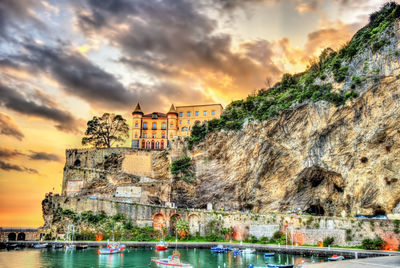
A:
[241,248,256,254]
[155,240,168,250]
[152,251,193,267]
[53,243,64,249]
[211,244,225,253]
[65,244,76,250]
[98,242,125,255]
[328,254,344,261]
[266,264,294,268]
[76,244,88,250]
[233,249,242,256]
[264,252,275,257]
[34,243,48,249]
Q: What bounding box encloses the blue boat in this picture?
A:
[211,244,225,253]
[264,252,275,257]
[266,264,293,268]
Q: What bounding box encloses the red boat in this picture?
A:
[155,241,168,250]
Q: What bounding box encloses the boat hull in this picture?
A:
[152,259,192,267]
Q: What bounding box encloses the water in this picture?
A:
[0,248,327,268]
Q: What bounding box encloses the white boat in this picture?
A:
[65,244,76,250]
[98,242,125,255]
[152,252,193,267]
[34,243,48,249]
[242,248,256,254]
[328,255,344,261]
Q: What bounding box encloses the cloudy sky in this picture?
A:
[0,0,397,227]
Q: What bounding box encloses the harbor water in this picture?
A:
[0,247,328,268]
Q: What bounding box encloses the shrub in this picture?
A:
[206,233,219,242]
[250,236,259,243]
[176,219,190,239]
[170,156,194,183]
[323,237,335,247]
[361,237,385,250]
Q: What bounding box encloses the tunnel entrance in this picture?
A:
[8,233,16,241]
[17,233,25,241]
[305,204,325,216]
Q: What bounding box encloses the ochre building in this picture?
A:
[131,103,223,149]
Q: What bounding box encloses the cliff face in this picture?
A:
[175,20,400,216]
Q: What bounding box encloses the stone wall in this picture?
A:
[43,195,400,248]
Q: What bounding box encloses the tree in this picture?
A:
[176,219,190,240]
[82,113,129,148]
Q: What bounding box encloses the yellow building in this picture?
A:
[131,103,223,149]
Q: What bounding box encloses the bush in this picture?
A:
[361,237,385,250]
[176,219,190,240]
[250,236,259,243]
[170,156,194,183]
[206,233,219,242]
[323,237,335,247]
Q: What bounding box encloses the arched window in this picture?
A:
[151,140,155,149]
[162,123,166,129]
[143,122,148,129]
[146,141,150,149]
[135,121,138,127]
[152,122,157,129]
[162,133,165,138]
[161,140,164,150]
[142,140,145,148]
[156,141,160,149]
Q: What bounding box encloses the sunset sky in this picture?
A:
[0,0,397,227]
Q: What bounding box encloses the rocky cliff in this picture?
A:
[173,16,400,216]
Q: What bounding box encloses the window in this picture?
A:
[179,112,183,117]
[135,121,138,127]
[179,120,182,124]
[188,120,190,124]
[162,123,166,129]
[187,112,191,117]
[143,122,147,129]
[203,111,207,116]
[182,127,188,131]
[152,122,157,130]
[152,133,156,138]
[143,133,147,138]
[212,110,215,115]
[170,135,173,138]
[170,123,174,127]
[195,111,199,116]
[134,133,138,138]
[162,133,165,138]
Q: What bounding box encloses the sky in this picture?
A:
[0,0,397,227]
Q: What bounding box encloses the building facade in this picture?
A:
[131,103,223,149]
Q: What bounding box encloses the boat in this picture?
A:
[264,252,275,257]
[98,241,125,255]
[266,264,294,268]
[211,244,226,253]
[328,254,344,261]
[65,244,76,250]
[155,240,168,250]
[76,244,88,250]
[151,251,193,267]
[34,243,48,249]
[241,248,256,254]
[53,243,64,249]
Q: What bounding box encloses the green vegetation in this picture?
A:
[361,237,385,250]
[323,237,335,247]
[394,219,400,234]
[188,2,399,149]
[170,156,194,183]
[176,219,190,239]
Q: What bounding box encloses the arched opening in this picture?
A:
[156,141,160,149]
[188,214,201,235]
[153,212,166,231]
[74,159,81,167]
[8,233,16,241]
[151,140,155,149]
[169,214,182,235]
[17,233,26,241]
[146,141,150,149]
[142,140,145,148]
[161,140,164,150]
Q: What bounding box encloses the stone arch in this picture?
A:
[17,232,26,241]
[187,213,201,235]
[169,213,182,235]
[152,212,166,231]
[8,233,16,241]
[74,159,81,167]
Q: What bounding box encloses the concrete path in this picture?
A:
[308,255,400,267]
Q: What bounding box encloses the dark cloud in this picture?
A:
[0,0,43,39]
[76,0,282,99]
[9,42,134,109]
[0,112,24,140]
[0,148,23,159]
[0,160,38,174]
[0,82,81,133]
[28,151,61,162]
